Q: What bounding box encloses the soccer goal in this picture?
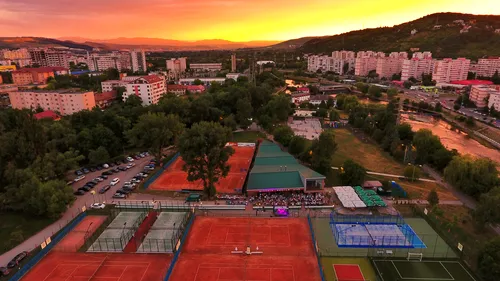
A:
[407,252,423,261]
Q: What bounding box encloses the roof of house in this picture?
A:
[186,85,205,91]
[310,95,331,101]
[132,75,163,84]
[451,80,493,86]
[14,67,68,74]
[363,181,383,188]
[167,84,187,91]
[34,110,60,120]
[297,87,310,92]
[291,92,310,98]
[94,90,117,102]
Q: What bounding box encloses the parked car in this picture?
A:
[79,186,91,192]
[112,168,120,173]
[110,178,120,186]
[117,166,127,171]
[116,188,131,194]
[109,163,116,167]
[100,175,108,179]
[74,190,85,196]
[112,193,126,199]
[85,181,97,187]
[126,164,132,169]
[141,170,150,174]
[127,156,134,162]
[74,175,86,182]
[131,178,141,184]
[99,185,111,194]
[0,267,10,277]
[90,203,106,209]
[94,177,104,182]
[75,170,83,176]
[7,251,29,268]
[134,155,141,160]
[103,163,109,169]
[82,168,90,174]
[102,170,113,176]
[90,167,96,172]
[96,166,103,171]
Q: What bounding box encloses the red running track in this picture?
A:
[169,217,321,281]
[20,252,172,281]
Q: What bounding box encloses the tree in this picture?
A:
[88,146,110,165]
[355,82,369,94]
[273,126,295,147]
[427,189,439,206]
[315,108,328,118]
[288,136,309,156]
[310,130,338,173]
[193,79,203,85]
[404,165,421,181]
[444,155,499,198]
[387,87,398,99]
[435,102,443,112]
[235,98,253,128]
[342,63,349,75]
[127,113,184,161]
[453,103,461,110]
[391,72,402,81]
[178,122,234,197]
[492,70,500,85]
[397,123,414,142]
[339,159,366,185]
[478,237,500,280]
[413,129,443,164]
[465,116,475,127]
[368,85,382,99]
[329,110,340,121]
[124,94,143,107]
[474,187,500,227]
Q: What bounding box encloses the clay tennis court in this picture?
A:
[168,217,321,281]
[53,215,107,252]
[20,252,171,281]
[150,144,255,194]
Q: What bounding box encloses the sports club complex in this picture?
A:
[7,140,479,281]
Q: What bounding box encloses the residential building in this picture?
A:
[432,58,470,83]
[476,57,500,77]
[231,54,236,72]
[101,80,129,92]
[307,55,329,72]
[376,57,403,78]
[123,75,166,105]
[330,51,356,75]
[130,50,147,73]
[118,52,132,71]
[94,90,117,108]
[401,58,435,81]
[226,73,242,80]
[0,65,17,72]
[33,110,61,121]
[1,48,30,60]
[12,67,68,85]
[46,52,70,68]
[87,54,121,71]
[166,57,187,80]
[186,85,205,93]
[166,84,187,96]
[179,77,226,85]
[8,90,95,115]
[355,51,385,76]
[470,85,499,108]
[412,52,432,59]
[29,48,47,66]
[190,63,222,72]
[297,87,310,94]
[291,92,310,104]
[310,95,332,106]
[489,92,500,111]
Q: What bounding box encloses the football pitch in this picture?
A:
[373,260,476,281]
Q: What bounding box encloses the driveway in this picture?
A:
[0,156,153,266]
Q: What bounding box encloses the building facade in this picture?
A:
[231,54,236,72]
[12,67,68,85]
[166,57,187,80]
[46,52,70,68]
[123,75,166,105]
[401,57,435,81]
[101,80,129,92]
[130,50,147,73]
[29,49,47,66]
[432,58,471,83]
[307,55,329,72]
[354,51,385,76]
[470,85,498,108]
[489,92,500,111]
[189,63,222,72]
[88,54,121,71]
[291,93,310,104]
[8,90,95,115]
[476,57,500,78]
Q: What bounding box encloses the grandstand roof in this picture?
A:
[247,141,324,192]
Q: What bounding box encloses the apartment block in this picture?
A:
[432,58,470,84]
[190,63,222,72]
[355,51,385,76]
[231,54,237,72]
[412,52,433,59]
[401,58,435,81]
[12,67,68,85]
[8,90,95,115]
[489,92,500,111]
[470,85,499,108]
[166,57,187,79]
[307,55,329,72]
[476,57,500,77]
[101,80,129,92]
[376,57,404,78]
[123,75,166,105]
[131,50,147,73]
[29,49,48,66]
[46,52,70,68]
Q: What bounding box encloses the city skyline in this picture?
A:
[0,0,499,41]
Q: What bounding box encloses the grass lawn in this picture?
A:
[332,128,406,175]
[232,131,266,142]
[0,213,54,254]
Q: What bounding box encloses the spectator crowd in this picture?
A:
[248,192,329,206]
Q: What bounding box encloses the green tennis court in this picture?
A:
[372,260,476,281]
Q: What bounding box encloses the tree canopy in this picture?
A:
[339,159,367,186]
[310,130,338,173]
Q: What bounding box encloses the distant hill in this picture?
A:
[58,37,280,50]
[297,13,500,59]
[0,37,94,50]
[267,37,319,49]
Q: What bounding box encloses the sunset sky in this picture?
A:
[0,0,498,42]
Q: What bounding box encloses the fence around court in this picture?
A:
[138,212,192,253]
[307,215,327,281]
[143,152,180,190]
[163,213,196,281]
[7,212,87,281]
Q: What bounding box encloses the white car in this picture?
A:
[90,203,106,209]
[124,181,136,187]
[74,175,86,182]
[110,178,120,186]
[102,163,109,168]
[126,157,134,162]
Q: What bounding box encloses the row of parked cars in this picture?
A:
[0,251,29,276]
[112,160,156,199]
[73,164,136,196]
[73,152,149,177]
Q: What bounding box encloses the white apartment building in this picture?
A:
[101,80,129,92]
[123,75,166,105]
[401,58,435,81]
[8,90,95,115]
[190,63,222,72]
[355,51,385,76]
[119,52,132,71]
[388,52,408,59]
[166,57,187,79]
[88,54,121,71]
[412,52,433,59]
[307,55,329,72]
[470,85,500,108]
[329,51,356,74]
[0,48,30,60]
[376,57,404,78]
[432,58,470,83]
[130,50,147,73]
[489,92,500,111]
[476,57,500,77]
[46,52,70,68]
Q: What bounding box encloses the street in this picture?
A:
[0,156,154,266]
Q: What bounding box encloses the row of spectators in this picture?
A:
[248,192,329,206]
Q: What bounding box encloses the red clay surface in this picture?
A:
[333,264,365,281]
[169,217,321,281]
[53,216,107,252]
[150,144,255,194]
[21,252,172,281]
[123,211,158,253]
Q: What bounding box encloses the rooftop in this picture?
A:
[33,110,60,120]
[14,67,68,74]
[452,80,494,86]
[94,90,117,102]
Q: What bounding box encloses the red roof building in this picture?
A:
[450,80,494,86]
[186,85,205,93]
[94,90,117,108]
[34,110,61,121]
[297,87,310,94]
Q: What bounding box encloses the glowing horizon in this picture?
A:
[0,0,498,42]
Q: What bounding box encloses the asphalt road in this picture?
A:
[0,156,153,266]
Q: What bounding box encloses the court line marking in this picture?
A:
[440,262,454,280]
[391,261,403,279]
[117,265,129,281]
[372,261,386,281]
[380,260,456,280]
[444,261,477,281]
[87,253,107,280]
[193,265,201,281]
[138,262,151,281]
